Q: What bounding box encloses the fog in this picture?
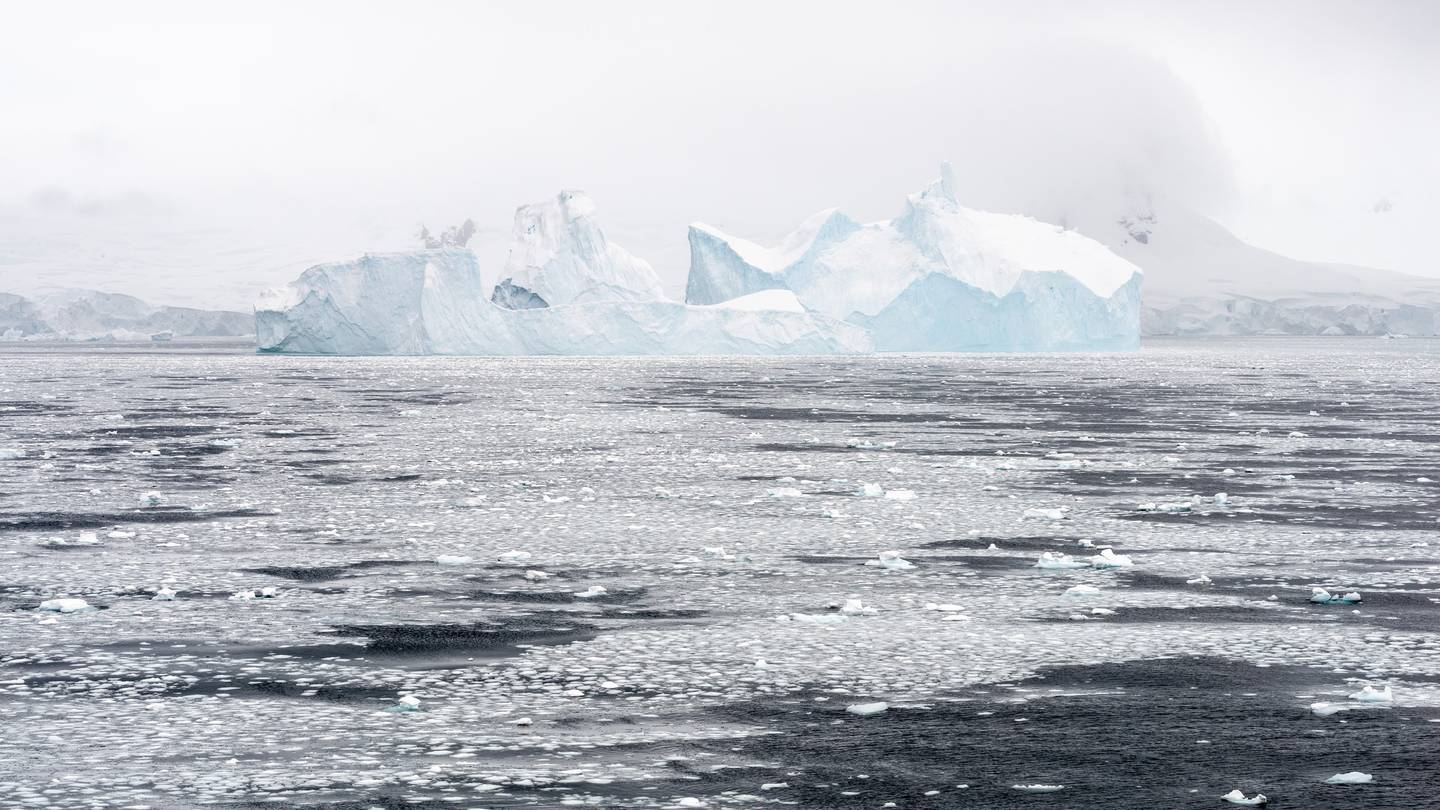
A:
[1,0,1436,307]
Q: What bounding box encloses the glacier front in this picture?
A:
[686,164,1143,352]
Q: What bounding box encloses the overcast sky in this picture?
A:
[1,0,1436,307]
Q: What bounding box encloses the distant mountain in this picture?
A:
[0,288,253,341]
[1043,193,1440,336]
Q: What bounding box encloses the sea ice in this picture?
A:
[845,702,889,716]
[38,598,89,613]
[1035,552,1089,570]
[1324,772,1373,784]
[1221,789,1267,805]
[865,551,916,571]
[1348,684,1393,703]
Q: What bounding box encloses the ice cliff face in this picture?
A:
[0,289,252,341]
[491,190,666,308]
[685,164,1143,351]
[255,218,870,356]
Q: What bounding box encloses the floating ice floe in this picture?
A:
[783,612,849,625]
[1348,684,1393,703]
[924,602,966,612]
[0,447,24,460]
[759,782,788,791]
[435,555,473,566]
[1035,552,1089,570]
[1214,492,1230,506]
[845,701,889,716]
[1088,548,1134,569]
[1310,702,1351,717]
[702,546,735,561]
[575,585,608,598]
[847,439,896,450]
[676,798,705,808]
[138,491,163,507]
[884,489,917,501]
[838,598,878,616]
[1310,587,1362,605]
[258,586,278,598]
[856,483,884,497]
[38,598,89,613]
[1012,784,1063,793]
[767,487,804,498]
[152,586,178,601]
[1136,501,1192,513]
[498,550,533,562]
[865,551,916,571]
[229,590,256,601]
[391,695,422,712]
[1064,584,1101,596]
[1221,789,1267,805]
[1187,574,1213,586]
[523,569,551,581]
[1023,507,1066,521]
[1324,772,1373,785]
[511,716,533,726]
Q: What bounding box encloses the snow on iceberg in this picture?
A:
[491,190,666,308]
[686,163,1142,351]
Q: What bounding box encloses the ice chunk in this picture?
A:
[575,585,608,598]
[498,550,533,562]
[0,447,24,460]
[838,598,878,616]
[1023,507,1066,521]
[1136,501,1192,513]
[392,695,422,712]
[767,487,804,498]
[1186,574,1213,586]
[1012,784,1064,793]
[435,555,473,566]
[1088,548,1134,569]
[229,590,255,601]
[1064,584,1101,596]
[38,598,89,613]
[845,701,889,716]
[1348,684,1392,703]
[1035,552,1089,570]
[865,551,916,571]
[139,490,163,507]
[523,569,551,581]
[1221,789,1267,805]
[152,586,178,601]
[1310,587,1362,605]
[1324,772,1373,785]
[856,482,885,497]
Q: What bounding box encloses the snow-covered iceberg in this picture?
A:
[256,192,870,356]
[685,164,1142,351]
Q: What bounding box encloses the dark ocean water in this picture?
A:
[0,338,1437,808]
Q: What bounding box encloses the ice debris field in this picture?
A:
[1,338,1439,808]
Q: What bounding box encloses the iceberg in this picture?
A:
[256,209,870,357]
[686,163,1142,351]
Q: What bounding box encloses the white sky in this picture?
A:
[1,0,1436,308]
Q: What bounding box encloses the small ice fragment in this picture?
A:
[1324,772,1373,785]
[575,585,608,598]
[229,590,256,601]
[1064,584,1101,596]
[1012,784,1063,792]
[767,487,804,498]
[884,489,916,501]
[139,491,163,507]
[857,483,884,497]
[924,602,965,612]
[1348,684,1392,703]
[152,586,178,601]
[865,551,915,571]
[1035,552,1088,570]
[1187,574,1213,586]
[845,701,889,716]
[512,716,533,725]
[394,695,421,712]
[1214,493,1230,505]
[1136,501,1192,513]
[1023,507,1066,520]
[1310,587,1362,605]
[1310,702,1348,717]
[498,550,532,562]
[258,586,278,598]
[0,447,24,460]
[760,782,788,790]
[676,799,705,808]
[523,569,551,581]
[839,598,878,615]
[1220,789,1267,805]
[38,598,89,613]
[1088,548,1134,569]
[435,555,473,566]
